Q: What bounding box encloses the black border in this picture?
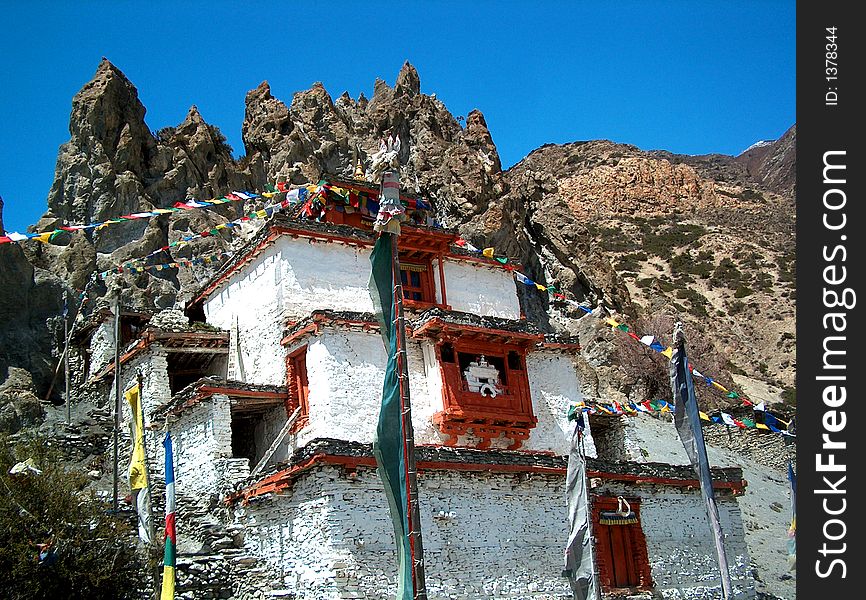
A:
[796,3,863,596]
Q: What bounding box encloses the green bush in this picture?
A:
[0,435,145,600]
[734,286,754,298]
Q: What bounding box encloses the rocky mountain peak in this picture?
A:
[3,60,796,411]
[395,61,421,97]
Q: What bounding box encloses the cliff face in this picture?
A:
[0,59,795,405]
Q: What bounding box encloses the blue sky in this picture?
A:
[0,1,795,235]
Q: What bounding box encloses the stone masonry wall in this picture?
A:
[234,464,573,600]
[591,479,755,600]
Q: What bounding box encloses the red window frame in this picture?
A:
[433,339,536,449]
[285,345,310,432]
[399,259,437,308]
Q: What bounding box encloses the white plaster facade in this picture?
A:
[202,236,524,386]
[234,463,753,600]
[283,328,585,454]
[91,221,754,599]
[235,464,573,600]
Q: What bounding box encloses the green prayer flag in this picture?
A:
[368,234,414,600]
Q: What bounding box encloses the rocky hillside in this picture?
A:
[1,59,795,413]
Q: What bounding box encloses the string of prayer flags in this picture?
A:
[0,189,278,247]
[568,397,792,436]
[507,262,777,424]
[98,252,233,279]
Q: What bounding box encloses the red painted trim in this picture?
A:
[198,386,286,399]
[444,252,522,271]
[413,318,544,344]
[229,451,747,503]
[586,469,747,495]
[191,230,282,305]
[539,342,582,351]
[437,254,448,307]
[280,323,320,347]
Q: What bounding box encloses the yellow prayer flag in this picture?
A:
[482,247,495,258]
[255,209,268,218]
[605,318,620,328]
[535,283,547,291]
[125,384,148,490]
[661,347,674,359]
[711,381,728,392]
[262,192,275,198]
[699,411,710,421]
[161,566,175,600]
[756,423,770,430]
[32,232,54,243]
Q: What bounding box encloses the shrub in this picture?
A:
[0,435,145,600]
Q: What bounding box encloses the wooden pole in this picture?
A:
[64,290,71,424]
[390,231,428,600]
[112,293,121,513]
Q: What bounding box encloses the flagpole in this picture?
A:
[670,323,733,599]
[112,292,122,513]
[64,290,71,424]
[390,232,428,600]
[136,371,162,600]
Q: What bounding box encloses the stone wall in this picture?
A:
[233,459,753,600]
[592,479,754,599]
[234,463,573,600]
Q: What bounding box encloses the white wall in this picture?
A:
[289,330,446,450]
[202,238,525,388]
[525,350,595,455]
[235,464,572,600]
[286,330,587,453]
[442,259,521,319]
[596,480,755,599]
[235,466,753,599]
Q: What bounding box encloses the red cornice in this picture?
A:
[229,450,746,503]
[88,339,148,384]
[191,230,283,305]
[586,469,747,496]
[412,318,544,346]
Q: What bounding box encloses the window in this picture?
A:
[433,340,536,449]
[399,262,435,305]
[591,496,652,591]
[285,346,310,432]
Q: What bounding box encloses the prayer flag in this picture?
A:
[669,326,733,598]
[161,433,176,600]
[368,234,414,599]
[563,420,600,600]
[482,247,495,258]
[125,384,152,545]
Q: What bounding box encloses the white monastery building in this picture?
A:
[77,175,755,599]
